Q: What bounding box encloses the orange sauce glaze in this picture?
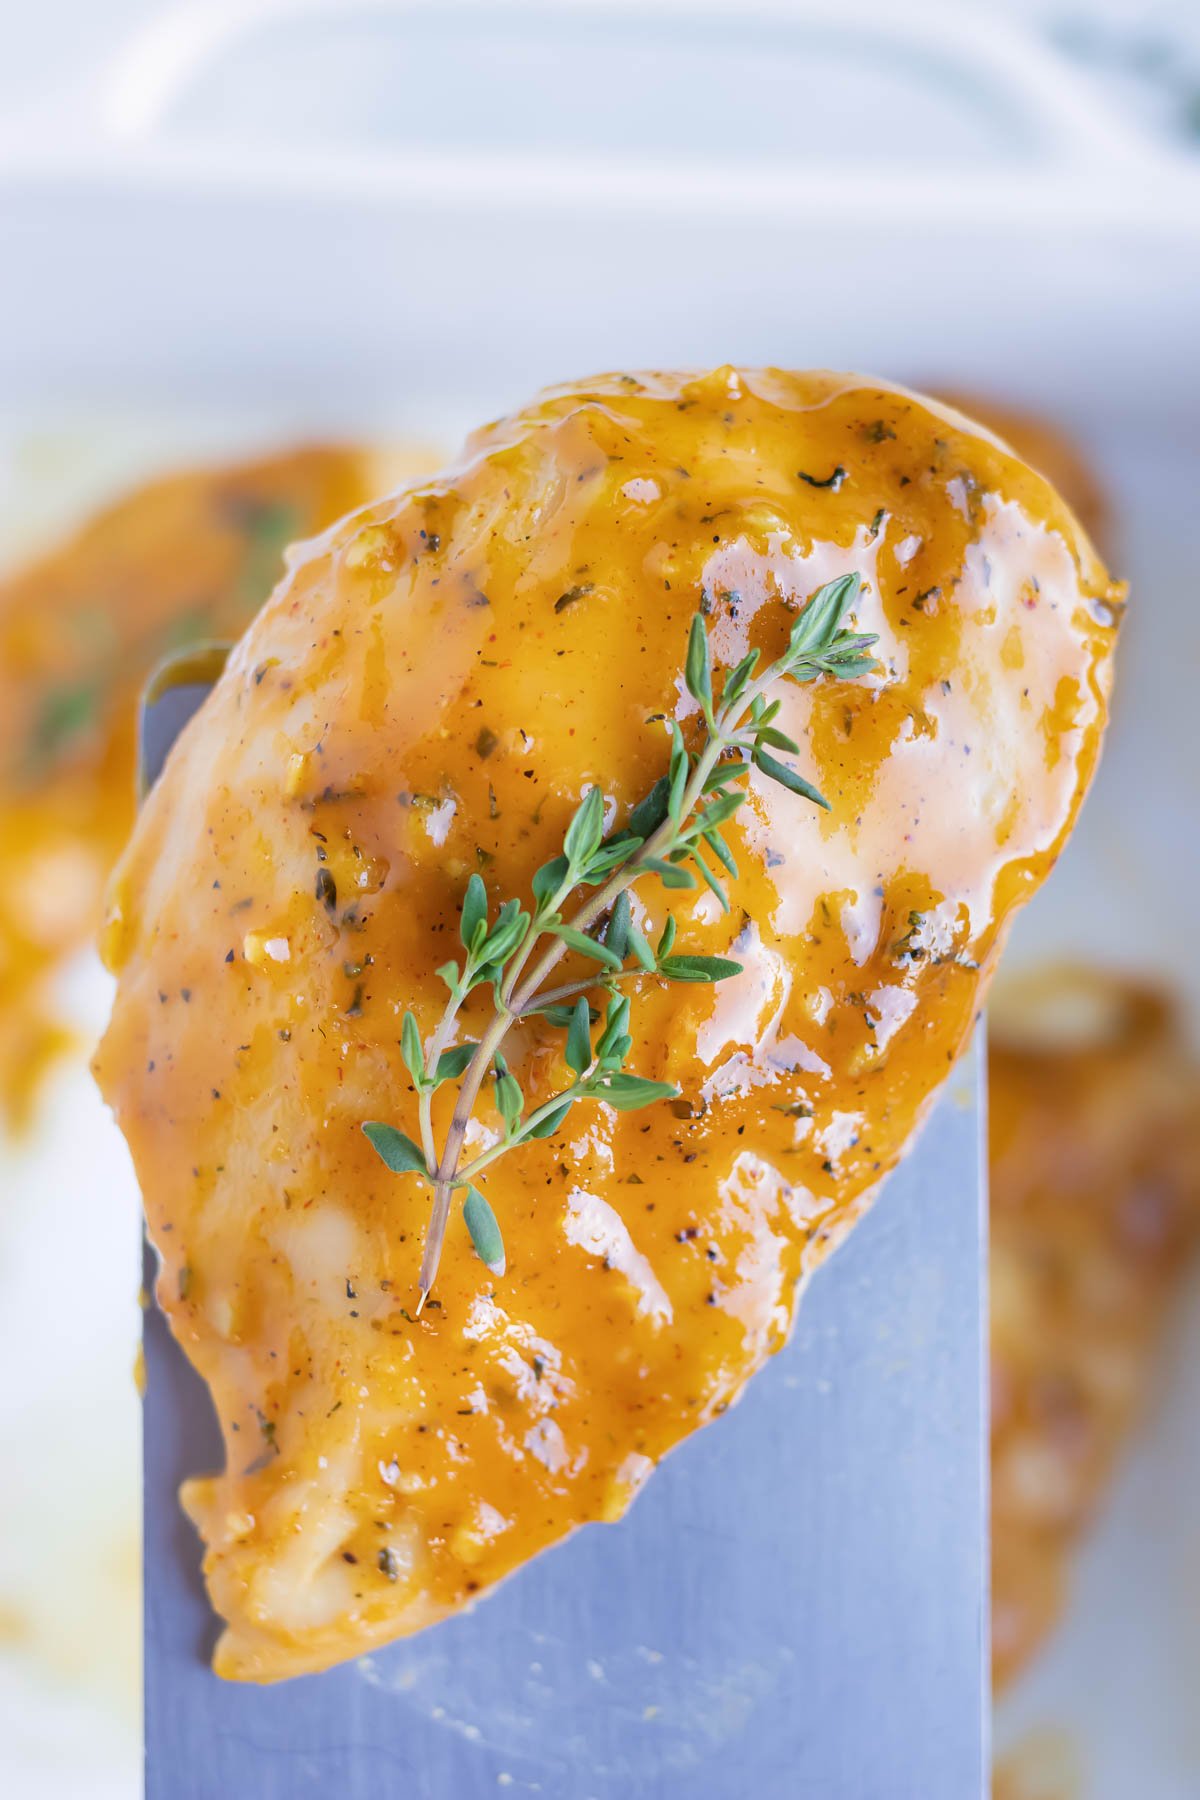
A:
[94,369,1122,1681]
[0,446,409,1128]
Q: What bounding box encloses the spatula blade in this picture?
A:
[139,680,988,1799]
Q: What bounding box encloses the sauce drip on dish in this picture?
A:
[95,368,1121,1681]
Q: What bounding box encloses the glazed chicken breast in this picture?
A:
[95,369,1121,1681]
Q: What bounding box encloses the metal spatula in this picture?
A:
[139,670,989,1800]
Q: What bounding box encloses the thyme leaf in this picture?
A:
[463,1186,505,1275]
[361,1122,427,1175]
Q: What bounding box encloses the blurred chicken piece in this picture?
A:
[0,443,430,1127]
[989,970,1200,1688]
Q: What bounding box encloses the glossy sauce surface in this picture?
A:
[95,369,1121,1680]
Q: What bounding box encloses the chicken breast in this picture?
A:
[95,368,1121,1681]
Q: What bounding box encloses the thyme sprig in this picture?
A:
[364,573,875,1308]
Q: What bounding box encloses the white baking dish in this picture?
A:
[1,5,1198,1797]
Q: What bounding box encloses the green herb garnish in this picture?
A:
[364,574,876,1306]
[797,465,848,491]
